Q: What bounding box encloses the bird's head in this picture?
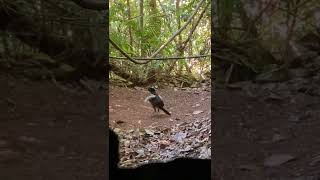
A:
[148,87,156,94]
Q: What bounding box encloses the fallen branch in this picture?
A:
[109,55,210,61]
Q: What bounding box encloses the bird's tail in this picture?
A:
[159,107,171,115]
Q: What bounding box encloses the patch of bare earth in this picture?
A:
[0,75,107,180]
[214,86,320,179]
[109,86,211,130]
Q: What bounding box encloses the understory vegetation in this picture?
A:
[213,0,320,84]
[109,0,211,87]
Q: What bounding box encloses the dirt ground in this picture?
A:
[2,74,320,179]
[110,83,320,179]
[109,86,211,130]
[0,75,107,180]
[214,87,320,179]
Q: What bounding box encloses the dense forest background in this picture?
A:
[109,0,211,87]
[1,0,319,85]
[0,0,107,81]
[213,0,320,84]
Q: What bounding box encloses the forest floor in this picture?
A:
[109,85,211,168]
[214,81,320,179]
[2,74,320,179]
[110,81,320,179]
[109,86,211,130]
[0,75,107,180]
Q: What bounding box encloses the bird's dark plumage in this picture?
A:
[145,87,171,115]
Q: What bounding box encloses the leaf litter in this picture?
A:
[115,116,211,168]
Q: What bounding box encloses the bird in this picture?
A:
[144,87,171,115]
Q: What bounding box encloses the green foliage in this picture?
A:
[109,0,211,85]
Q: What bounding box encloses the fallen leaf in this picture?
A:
[136,149,145,157]
[145,129,154,135]
[159,140,170,149]
[173,132,187,143]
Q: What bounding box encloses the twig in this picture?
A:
[109,55,210,60]
[109,38,150,64]
[225,64,234,84]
